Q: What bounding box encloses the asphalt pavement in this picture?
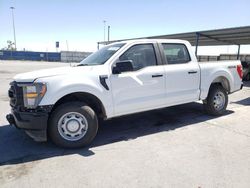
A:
[0,60,250,188]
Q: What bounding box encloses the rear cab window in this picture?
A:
[161,43,191,64]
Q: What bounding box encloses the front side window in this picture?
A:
[162,44,191,64]
[119,44,157,71]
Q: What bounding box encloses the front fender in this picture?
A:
[36,76,114,118]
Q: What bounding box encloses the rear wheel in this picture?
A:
[49,102,98,148]
[203,84,228,116]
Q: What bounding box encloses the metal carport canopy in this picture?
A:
[98,26,250,59]
[98,26,250,46]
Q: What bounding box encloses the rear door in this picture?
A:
[110,43,166,116]
[160,43,200,105]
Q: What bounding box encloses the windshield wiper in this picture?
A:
[77,64,90,66]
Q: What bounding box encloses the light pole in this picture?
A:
[108,25,110,42]
[103,20,106,42]
[10,6,17,50]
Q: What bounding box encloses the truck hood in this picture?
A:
[14,66,93,82]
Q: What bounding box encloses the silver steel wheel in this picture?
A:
[213,91,226,111]
[58,112,88,141]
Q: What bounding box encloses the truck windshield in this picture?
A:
[78,43,125,66]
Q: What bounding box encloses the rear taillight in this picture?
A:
[237,64,243,79]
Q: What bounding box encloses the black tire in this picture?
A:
[48,102,98,148]
[203,84,228,116]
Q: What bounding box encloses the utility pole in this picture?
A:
[66,40,69,51]
[10,7,17,50]
[108,25,110,42]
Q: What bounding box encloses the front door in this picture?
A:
[110,43,166,116]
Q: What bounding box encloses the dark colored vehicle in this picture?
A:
[241,61,250,81]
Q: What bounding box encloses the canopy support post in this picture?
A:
[237,45,241,60]
[195,32,200,57]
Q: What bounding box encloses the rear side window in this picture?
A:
[162,43,191,64]
[119,44,157,71]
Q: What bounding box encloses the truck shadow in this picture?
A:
[231,97,250,106]
[0,102,233,166]
[243,81,250,87]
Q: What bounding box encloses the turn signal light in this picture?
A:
[26,93,38,98]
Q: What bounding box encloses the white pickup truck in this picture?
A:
[6,39,243,148]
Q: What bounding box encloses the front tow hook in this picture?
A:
[6,114,18,128]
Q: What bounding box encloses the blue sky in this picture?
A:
[0,0,250,54]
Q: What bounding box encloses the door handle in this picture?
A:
[152,74,163,78]
[188,71,197,74]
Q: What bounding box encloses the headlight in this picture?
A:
[22,83,47,108]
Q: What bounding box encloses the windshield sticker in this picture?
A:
[107,47,120,51]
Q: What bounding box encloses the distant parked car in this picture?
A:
[241,61,250,81]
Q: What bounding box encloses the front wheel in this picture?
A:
[203,84,228,116]
[48,102,98,148]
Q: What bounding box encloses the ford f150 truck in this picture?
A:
[6,39,243,148]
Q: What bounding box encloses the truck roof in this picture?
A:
[115,39,191,45]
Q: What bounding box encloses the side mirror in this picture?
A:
[112,60,133,74]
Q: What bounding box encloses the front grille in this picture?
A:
[8,81,24,108]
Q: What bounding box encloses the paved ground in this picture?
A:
[0,60,250,188]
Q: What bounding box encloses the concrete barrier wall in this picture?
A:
[245,55,250,61]
[198,56,219,62]
[219,54,237,60]
[61,51,92,63]
[198,54,250,62]
[219,54,250,61]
